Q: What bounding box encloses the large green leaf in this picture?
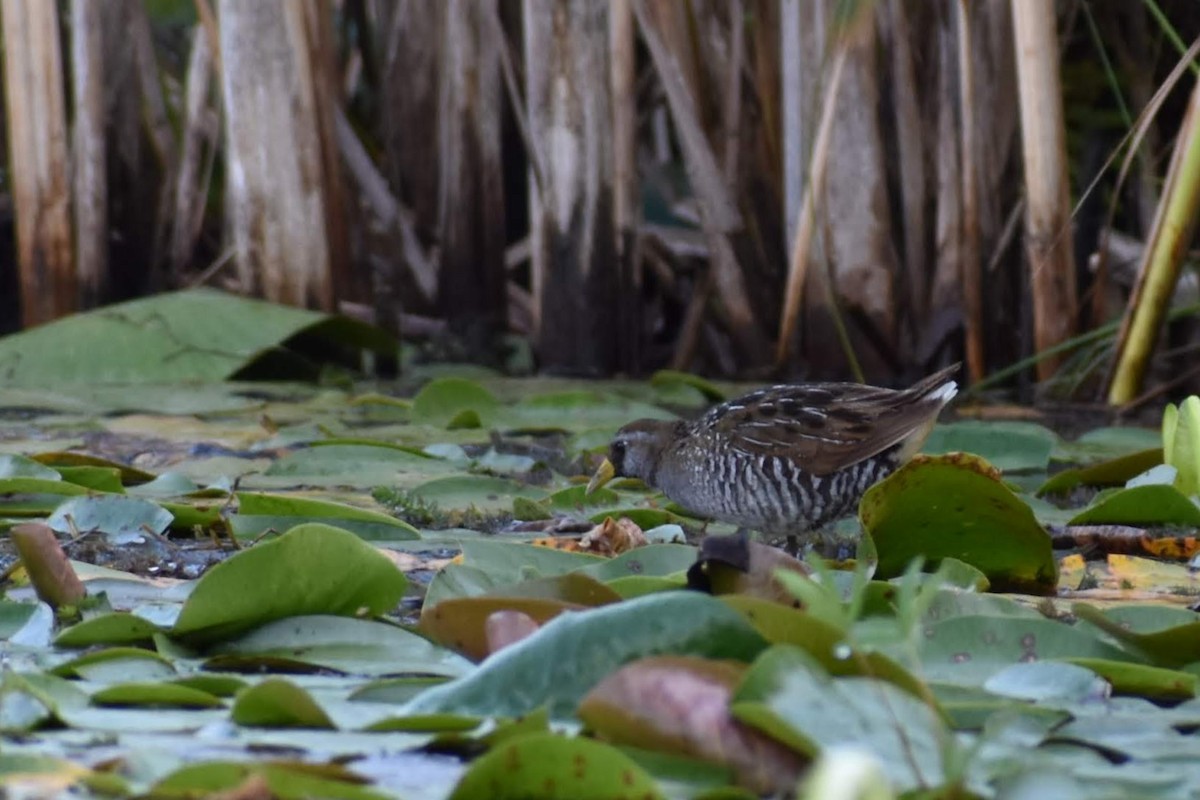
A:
[171,523,407,645]
[860,453,1057,593]
[0,288,396,386]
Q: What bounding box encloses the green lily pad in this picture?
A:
[30,451,156,484]
[0,454,62,480]
[261,444,453,489]
[411,378,498,427]
[91,682,225,709]
[231,492,420,540]
[409,475,545,513]
[171,523,407,645]
[51,647,176,682]
[151,760,388,800]
[1066,658,1197,701]
[231,678,334,728]
[917,614,1140,686]
[1073,604,1200,668]
[1038,448,1164,496]
[211,615,471,677]
[449,732,663,800]
[860,453,1057,593]
[56,613,165,648]
[54,466,125,493]
[922,421,1058,472]
[1066,484,1200,527]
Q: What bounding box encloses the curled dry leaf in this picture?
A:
[533,516,648,555]
[579,516,647,555]
[578,655,804,794]
[485,609,541,656]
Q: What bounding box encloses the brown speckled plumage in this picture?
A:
[607,365,958,538]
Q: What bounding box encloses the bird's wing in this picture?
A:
[697,366,958,475]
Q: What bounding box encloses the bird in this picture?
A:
[588,364,959,548]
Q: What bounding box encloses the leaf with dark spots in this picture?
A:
[860,453,1057,593]
[449,732,663,800]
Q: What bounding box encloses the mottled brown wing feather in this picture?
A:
[698,365,959,475]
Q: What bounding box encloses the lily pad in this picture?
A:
[1038,448,1164,496]
[411,378,498,427]
[47,495,173,543]
[1073,604,1200,668]
[449,732,664,800]
[1066,484,1200,527]
[231,492,420,540]
[860,453,1057,593]
[171,523,407,645]
[922,421,1058,472]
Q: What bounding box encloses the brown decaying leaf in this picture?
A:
[485,609,541,656]
[421,597,582,662]
[12,522,85,608]
[579,655,804,794]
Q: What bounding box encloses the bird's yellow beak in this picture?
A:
[585,457,616,495]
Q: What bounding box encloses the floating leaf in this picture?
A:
[212,615,471,677]
[917,614,1140,686]
[1073,604,1200,668]
[231,678,334,728]
[1066,658,1196,701]
[410,475,545,513]
[91,682,224,709]
[449,732,663,800]
[232,492,419,540]
[1038,448,1163,496]
[56,613,165,648]
[1067,484,1200,527]
[171,524,407,645]
[47,496,173,543]
[922,421,1058,472]
[411,378,498,427]
[860,453,1057,593]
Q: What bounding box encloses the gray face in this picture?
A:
[608,423,669,486]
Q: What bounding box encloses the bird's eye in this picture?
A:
[611,440,627,462]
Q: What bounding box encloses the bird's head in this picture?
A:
[586,418,680,493]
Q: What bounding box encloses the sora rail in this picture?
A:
[590,365,958,544]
